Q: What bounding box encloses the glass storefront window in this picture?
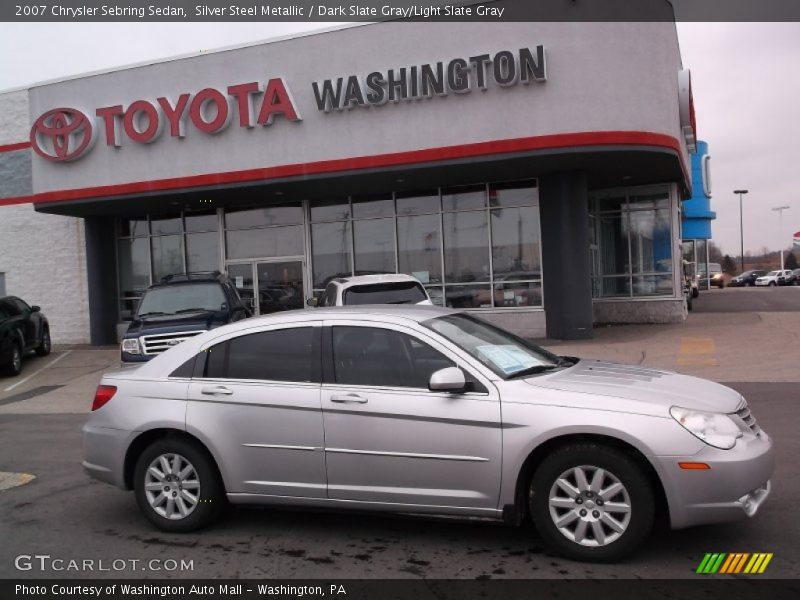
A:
[311,221,352,287]
[492,281,542,307]
[225,204,302,229]
[589,187,675,299]
[118,238,150,295]
[397,214,442,284]
[186,231,220,272]
[491,206,541,278]
[353,218,395,274]
[150,216,182,235]
[489,182,537,208]
[443,211,489,283]
[396,191,439,215]
[151,235,184,281]
[185,211,218,232]
[120,218,148,238]
[310,198,350,222]
[352,194,394,219]
[445,284,493,308]
[225,225,304,259]
[442,185,486,211]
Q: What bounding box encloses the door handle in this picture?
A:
[330,394,368,404]
[201,385,233,396]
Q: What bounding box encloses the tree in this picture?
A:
[708,241,724,264]
[786,252,798,271]
[722,254,736,274]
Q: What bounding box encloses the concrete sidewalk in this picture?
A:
[0,310,797,416]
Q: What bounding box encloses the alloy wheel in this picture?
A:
[11,346,22,373]
[144,453,201,520]
[548,465,632,547]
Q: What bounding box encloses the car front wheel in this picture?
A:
[36,327,51,356]
[133,438,225,533]
[529,443,654,562]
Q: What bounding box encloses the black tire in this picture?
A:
[133,437,226,533]
[4,342,23,376]
[769,281,776,287]
[528,443,655,563]
[35,327,51,357]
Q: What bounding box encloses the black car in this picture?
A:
[728,270,768,287]
[785,268,800,286]
[121,272,251,363]
[0,296,51,376]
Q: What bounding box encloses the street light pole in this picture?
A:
[734,190,749,273]
[771,205,791,271]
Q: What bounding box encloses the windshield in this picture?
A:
[422,313,561,378]
[344,281,428,305]
[137,283,227,316]
[767,271,779,276]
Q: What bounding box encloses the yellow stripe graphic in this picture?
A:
[757,553,773,573]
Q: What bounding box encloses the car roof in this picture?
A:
[333,274,424,288]
[254,304,458,323]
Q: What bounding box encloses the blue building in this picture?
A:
[681,140,716,288]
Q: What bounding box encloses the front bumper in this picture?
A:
[120,349,153,363]
[655,430,775,529]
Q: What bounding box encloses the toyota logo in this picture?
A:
[30,108,96,162]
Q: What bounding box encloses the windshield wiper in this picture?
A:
[506,364,561,379]
[174,307,211,314]
[137,311,169,318]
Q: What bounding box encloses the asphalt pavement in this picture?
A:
[691,285,800,313]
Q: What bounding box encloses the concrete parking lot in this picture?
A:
[1,287,798,579]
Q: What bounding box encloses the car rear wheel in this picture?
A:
[4,342,23,376]
[769,281,776,287]
[36,327,51,356]
[528,443,654,562]
[134,438,225,533]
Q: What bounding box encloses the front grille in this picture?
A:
[735,401,760,434]
[141,330,205,355]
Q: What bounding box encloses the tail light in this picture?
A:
[92,385,117,411]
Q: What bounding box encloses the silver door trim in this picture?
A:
[243,444,322,452]
[325,447,490,462]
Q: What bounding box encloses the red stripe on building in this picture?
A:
[0,141,30,153]
[0,131,688,208]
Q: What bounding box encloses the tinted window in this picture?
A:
[205,328,315,382]
[10,298,29,313]
[333,326,453,388]
[1,300,21,316]
[0,303,9,320]
[343,282,427,305]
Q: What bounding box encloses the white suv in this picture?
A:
[313,274,432,307]
[755,270,792,287]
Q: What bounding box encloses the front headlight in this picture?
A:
[121,338,141,355]
[670,406,743,449]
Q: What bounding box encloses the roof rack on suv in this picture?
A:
[161,271,222,283]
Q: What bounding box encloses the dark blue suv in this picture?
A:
[121,272,251,363]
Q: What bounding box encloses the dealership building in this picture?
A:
[0,18,696,345]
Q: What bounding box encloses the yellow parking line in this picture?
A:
[677,337,718,366]
[0,472,36,491]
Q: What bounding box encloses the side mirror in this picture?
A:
[31,305,41,312]
[429,367,466,393]
[306,297,319,307]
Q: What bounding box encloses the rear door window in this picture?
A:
[343,282,427,305]
[204,327,316,382]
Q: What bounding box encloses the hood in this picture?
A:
[525,360,743,415]
[125,310,223,337]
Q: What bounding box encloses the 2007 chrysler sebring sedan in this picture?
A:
[83,306,774,562]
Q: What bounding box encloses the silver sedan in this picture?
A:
[83,306,774,562]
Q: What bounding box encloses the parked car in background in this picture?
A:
[754,270,792,287]
[311,274,432,307]
[84,306,774,562]
[786,268,800,286]
[121,272,251,363]
[0,296,50,376]
[729,270,768,287]
[700,262,725,288]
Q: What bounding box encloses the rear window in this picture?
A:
[343,282,427,305]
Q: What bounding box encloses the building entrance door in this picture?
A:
[226,259,305,316]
